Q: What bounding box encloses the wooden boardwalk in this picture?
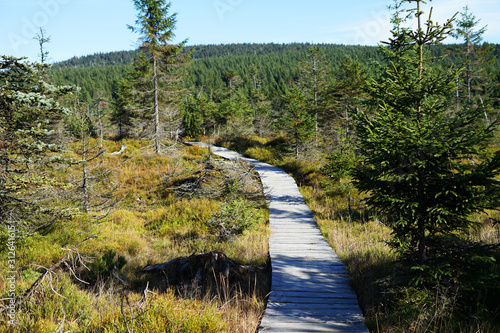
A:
[189,143,369,333]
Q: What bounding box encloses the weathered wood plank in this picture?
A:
[268,292,359,302]
[270,269,351,279]
[271,274,352,283]
[270,267,349,274]
[263,307,364,318]
[270,258,346,265]
[270,283,356,293]
[266,302,359,308]
[270,233,326,237]
[260,315,367,325]
[270,254,342,260]
[259,321,369,333]
[269,245,338,250]
[267,296,360,305]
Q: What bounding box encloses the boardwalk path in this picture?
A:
[189,143,369,333]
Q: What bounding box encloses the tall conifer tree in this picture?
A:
[0,56,74,229]
[452,6,493,107]
[128,0,189,154]
[354,0,500,264]
[281,86,315,159]
[298,46,330,136]
[110,79,135,138]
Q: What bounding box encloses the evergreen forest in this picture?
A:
[49,42,500,105]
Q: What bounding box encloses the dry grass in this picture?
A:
[215,285,267,333]
[0,274,229,332]
[469,211,500,244]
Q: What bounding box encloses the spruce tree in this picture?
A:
[0,56,74,230]
[128,0,190,153]
[298,46,330,136]
[182,91,218,138]
[322,57,366,220]
[110,79,135,138]
[250,89,273,137]
[452,6,493,108]
[325,56,367,151]
[280,86,315,159]
[219,90,253,138]
[354,0,500,264]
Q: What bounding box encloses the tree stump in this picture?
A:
[141,250,269,298]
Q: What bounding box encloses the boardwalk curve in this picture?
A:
[188,143,369,333]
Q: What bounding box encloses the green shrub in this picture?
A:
[89,249,127,280]
[207,199,263,241]
[21,268,42,282]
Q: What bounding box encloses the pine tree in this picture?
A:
[219,90,253,138]
[0,56,75,230]
[325,56,367,151]
[110,79,135,138]
[182,91,218,138]
[280,86,315,159]
[452,6,493,108]
[250,89,273,137]
[354,0,500,264]
[128,0,190,153]
[298,46,330,135]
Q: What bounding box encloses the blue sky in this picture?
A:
[1,0,499,63]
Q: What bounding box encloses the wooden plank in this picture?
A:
[269,240,330,245]
[271,267,349,274]
[263,307,364,318]
[268,294,358,303]
[269,226,323,232]
[268,290,357,298]
[270,285,354,295]
[270,283,357,294]
[270,245,333,250]
[266,302,362,310]
[271,256,343,262]
[270,245,336,250]
[260,315,366,325]
[269,227,323,232]
[268,252,342,260]
[271,278,352,286]
[271,262,347,270]
[269,219,319,224]
[259,321,369,333]
[270,234,328,239]
[271,273,351,282]
[270,266,350,276]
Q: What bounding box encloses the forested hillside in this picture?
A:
[49,42,500,103]
[48,43,384,102]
